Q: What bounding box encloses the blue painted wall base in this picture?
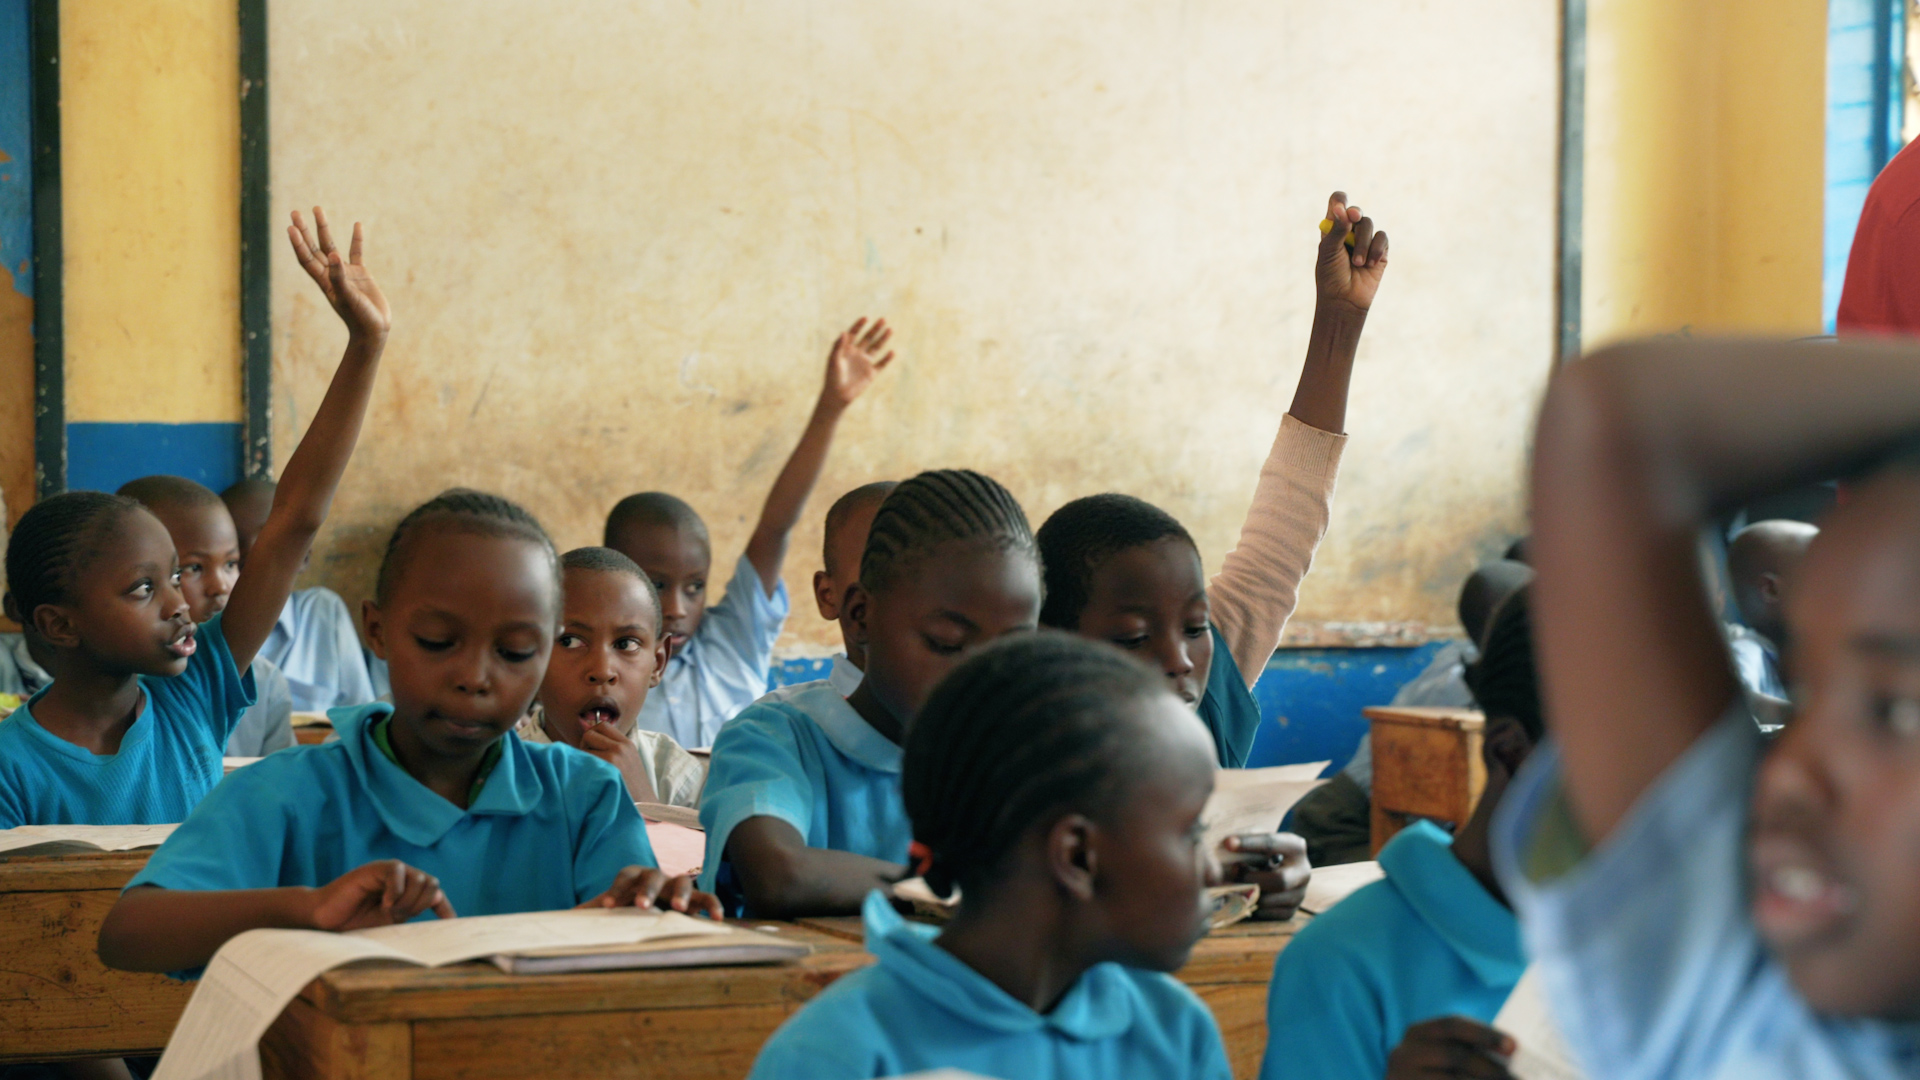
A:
[771,641,1448,777]
[66,422,243,495]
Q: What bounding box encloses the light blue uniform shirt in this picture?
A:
[1726,625,1788,700]
[130,703,656,916]
[260,586,378,712]
[750,890,1232,1079]
[0,614,255,828]
[0,631,51,699]
[697,680,908,894]
[1491,708,1920,1080]
[225,654,296,758]
[1261,820,1524,1080]
[635,554,790,749]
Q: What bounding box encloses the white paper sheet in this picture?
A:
[1203,763,1328,857]
[1493,967,1585,1080]
[0,822,177,854]
[635,801,702,829]
[1299,860,1384,914]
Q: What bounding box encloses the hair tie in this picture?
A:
[908,840,935,879]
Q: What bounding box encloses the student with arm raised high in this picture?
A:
[0,208,386,828]
[1493,336,1920,1079]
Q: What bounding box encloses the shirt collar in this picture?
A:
[859,890,1138,1040]
[1379,819,1526,988]
[329,703,545,847]
[827,654,863,697]
[792,682,900,773]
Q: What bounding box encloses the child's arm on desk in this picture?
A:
[743,319,895,595]
[98,860,451,973]
[726,815,903,918]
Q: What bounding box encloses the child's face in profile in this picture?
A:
[1754,472,1920,1018]
[148,502,242,624]
[1074,538,1212,708]
[537,567,666,744]
[43,508,197,676]
[608,522,708,661]
[850,542,1042,722]
[364,529,557,762]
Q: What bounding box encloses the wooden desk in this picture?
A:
[795,914,1305,1080]
[260,923,872,1080]
[0,848,192,1062]
[1365,706,1486,855]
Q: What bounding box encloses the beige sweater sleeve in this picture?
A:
[1208,413,1346,690]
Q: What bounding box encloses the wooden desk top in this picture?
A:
[1363,705,1485,731]
[0,847,153,890]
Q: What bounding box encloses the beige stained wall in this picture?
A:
[270,0,1559,656]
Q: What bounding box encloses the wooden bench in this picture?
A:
[1364,705,1486,855]
[0,848,192,1063]
[796,913,1305,1080]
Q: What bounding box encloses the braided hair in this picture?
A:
[859,469,1037,595]
[559,545,663,634]
[376,489,560,609]
[903,631,1170,900]
[1462,584,1542,741]
[1035,494,1194,630]
[4,491,145,627]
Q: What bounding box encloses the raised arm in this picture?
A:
[726,816,903,918]
[221,207,390,671]
[742,319,894,594]
[1210,193,1386,680]
[1531,337,1920,844]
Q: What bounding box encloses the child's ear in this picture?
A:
[842,583,871,646]
[812,570,839,621]
[1759,570,1783,606]
[362,599,389,660]
[1482,715,1536,778]
[32,604,81,651]
[1046,813,1098,902]
[649,635,668,687]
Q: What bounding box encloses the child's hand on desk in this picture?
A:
[819,317,895,412]
[1222,832,1311,921]
[310,860,456,930]
[290,206,392,342]
[1315,190,1390,316]
[580,717,660,804]
[583,866,726,920]
[1386,1016,1516,1079]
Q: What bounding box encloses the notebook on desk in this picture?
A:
[0,823,176,857]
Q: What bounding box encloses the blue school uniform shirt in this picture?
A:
[697,680,909,895]
[1198,625,1261,768]
[0,614,255,828]
[260,586,378,712]
[751,890,1232,1080]
[634,554,790,750]
[128,702,657,918]
[1260,820,1524,1080]
[1490,707,1920,1080]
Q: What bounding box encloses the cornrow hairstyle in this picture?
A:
[559,545,664,635]
[603,492,709,549]
[859,469,1037,595]
[903,632,1172,900]
[822,480,898,578]
[4,491,145,627]
[1035,494,1194,630]
[376,489,560,608]
[1462,584,1543,742]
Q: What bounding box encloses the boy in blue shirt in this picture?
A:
[810,480,896,695]
[1493,337,1920,1079]
[1262,585,1539,1080]
[606,318,894,748]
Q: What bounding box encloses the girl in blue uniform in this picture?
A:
[698,469,1042,917]
[98,490,720,976]
[750,632,1232,1080]
[0,207,387,829]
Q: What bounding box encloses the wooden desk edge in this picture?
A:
[0,850,151,891]
[1363,706,1484,730]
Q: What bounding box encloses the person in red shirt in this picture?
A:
[1839,139,1920,333]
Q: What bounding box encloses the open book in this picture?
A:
[1299,860,1384,915]
[0,823,176,856]
[1204,762,1328,859]
[152,908,810,1080]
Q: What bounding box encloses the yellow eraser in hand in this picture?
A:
[1320,218,1358,249]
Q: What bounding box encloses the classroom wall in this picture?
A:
[269,0,1561,657]
[0,0,31,529]
[1581,0,1828,345]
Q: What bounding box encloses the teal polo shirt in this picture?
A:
[1261,820,1525,1079]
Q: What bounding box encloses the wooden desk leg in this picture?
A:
[1369,801,1397,858]
[261,997,410,1080]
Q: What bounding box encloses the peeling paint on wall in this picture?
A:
[269,0,1557,654]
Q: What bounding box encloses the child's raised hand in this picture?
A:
[1222,831,1312,921]
[1386,1017,1516,1079]
[580,718,660,804]
[820,317,895,412]
[289,207,391,341]
[308,860,456,931]
[1316,191,1390,314]
[580,866,726,920]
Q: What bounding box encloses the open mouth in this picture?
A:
[579,699,621,727]
[166,624,198,659]
[1751,833,1857,946]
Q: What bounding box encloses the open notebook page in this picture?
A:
[1203,762,1328,857]
[0,823,177,855]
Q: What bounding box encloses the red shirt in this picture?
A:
[1839,139,1920,334]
